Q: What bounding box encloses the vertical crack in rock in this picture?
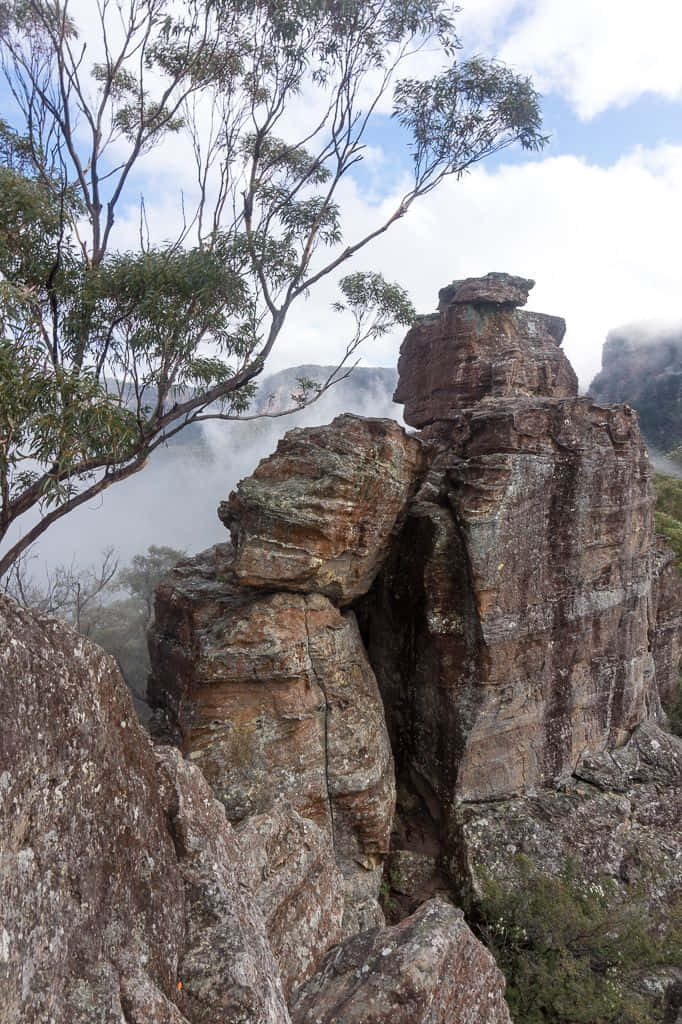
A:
[304,597,336,856]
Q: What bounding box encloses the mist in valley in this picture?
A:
[7,366,401,585]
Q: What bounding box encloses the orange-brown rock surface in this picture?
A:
[220,414,424,604]
[148,543,395,930]
[361,395,659,803]
[652,538,682,711]
[395,272,577,428]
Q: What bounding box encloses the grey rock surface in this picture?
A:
[237,801,344,999]
[289,896,512,1024]
[0,594,290,1024]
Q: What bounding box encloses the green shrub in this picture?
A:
[653,475,682,733]
[476,855,682,1024]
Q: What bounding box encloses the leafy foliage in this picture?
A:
[2,543,183,709]
[653,473,682,733]
[0,0,546,574]
[117,544,185,620]
[477,855,682,1024]
[654,472,682,569]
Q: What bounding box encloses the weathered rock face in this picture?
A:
[155,748,292,1024]
[652,539,682,710]
[289,897,512,1024]
[0,594,290,1024]
[0,595,184,1022]
[1,586,516,1023]
[148,543,396,928]
[362,395,659,803]
[451,721,682,903]
[140,269,680,1024]
[220,414,424,604]
[395,274,577,428]
[14,269,682,1024]
[237,801,344,999]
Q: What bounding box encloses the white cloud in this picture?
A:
[11,1,682,395]
[266,143,682,392]
[470,0,682,119]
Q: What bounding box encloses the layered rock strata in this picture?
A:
[362,396,657,803]
[652,538,682,709]
[148,539,396,929]
[395,271,577,427]
[221,414,424,604]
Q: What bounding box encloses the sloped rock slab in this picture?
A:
[237,801,344,999]
[289,896,511,1024]
[0,594,290,1024]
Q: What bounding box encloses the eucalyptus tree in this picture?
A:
[0,0,546,576]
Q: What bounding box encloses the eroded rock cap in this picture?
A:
[438,272,535,310]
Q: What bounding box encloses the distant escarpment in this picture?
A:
[589,324,682,452]
[4,273,682,1023]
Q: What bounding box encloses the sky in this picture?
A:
[84,0,682,391]
[5,0,682,570]
[6,0,681,389]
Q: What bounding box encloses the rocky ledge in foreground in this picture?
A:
[1,593,510,1023]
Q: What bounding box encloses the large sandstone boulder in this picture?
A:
[361,396,659,804]
[220,414,424,604]
[395,274,577,427]
[289,897,512,1024]
[148,543,395,929]
[0,594,290,1024]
